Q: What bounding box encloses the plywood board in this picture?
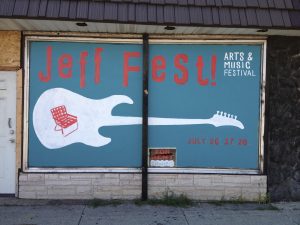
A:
[15,69,23,197]
[0,31,21,69]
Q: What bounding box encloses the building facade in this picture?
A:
[0,0,299,201]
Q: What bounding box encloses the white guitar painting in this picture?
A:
[33,88,245,149]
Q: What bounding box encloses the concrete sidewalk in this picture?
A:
[0,198,299,225]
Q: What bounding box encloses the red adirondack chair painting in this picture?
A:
[50,105,78,137]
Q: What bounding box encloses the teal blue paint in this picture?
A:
[28,41,143,167]
[28,41,262,169]
[148,44,261,169]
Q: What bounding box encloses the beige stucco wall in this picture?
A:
[0,31,22,196]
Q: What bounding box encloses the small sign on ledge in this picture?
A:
[149,148,176,167]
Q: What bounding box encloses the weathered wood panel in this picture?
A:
[15,69,23,197]
[0,31,21,70]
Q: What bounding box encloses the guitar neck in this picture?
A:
[107,115,244,129]
[149,117,209,126]
[107,116,210,126]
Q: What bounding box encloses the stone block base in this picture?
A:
[19,173,267,201]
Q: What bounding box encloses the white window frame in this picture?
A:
[23,35,267,174]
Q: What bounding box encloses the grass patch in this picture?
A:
[257,193,271,204]
[208,196,249,206]
[89,199,123,208]
[135,192,194,207]
[208,200,226,206]
[256,204,280,211]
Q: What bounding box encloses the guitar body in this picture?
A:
[33,88,140,149]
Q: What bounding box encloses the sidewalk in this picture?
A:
[0,197,299,225]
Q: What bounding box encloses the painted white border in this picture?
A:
[149,39,267,44]
[25,35,143,44]
[24,167,258,174]
[23,38,30,171]
[149,168,259,174]
[22,36,142,172]
[259,40,267,173]
[23,36,266,174]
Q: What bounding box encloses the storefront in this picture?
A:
[0,0,299,201]
[19,35,268,200]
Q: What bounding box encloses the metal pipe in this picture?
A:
[141,33,149,201]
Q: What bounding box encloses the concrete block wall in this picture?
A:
[148,174,267,201]
[19,173,142,199]
[19,173,267,201]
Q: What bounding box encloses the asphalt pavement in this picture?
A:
[0,197,299,225]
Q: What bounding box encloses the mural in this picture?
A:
[28,40,262,169]
[33,88,244,149]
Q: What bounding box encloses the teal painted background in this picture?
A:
[29,41,143,167]
[28,41,262,169]
[149,44,261,169]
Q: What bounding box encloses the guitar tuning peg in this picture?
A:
[224,112,227,117]
[220,111,223,116]
[217,111,219,115]
[234,115,237,120]
[227,113,230,118]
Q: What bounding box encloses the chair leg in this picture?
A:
[62,122,79,137]
[54,125,62,131]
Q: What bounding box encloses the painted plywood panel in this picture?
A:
[28,40,143,167]
[148,43,262,169]
[26,38,263,170]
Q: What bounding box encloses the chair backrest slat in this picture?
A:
[51,105,67,121]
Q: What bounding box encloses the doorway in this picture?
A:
[0,71,16,194]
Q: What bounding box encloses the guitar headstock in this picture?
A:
[211,111,244,129]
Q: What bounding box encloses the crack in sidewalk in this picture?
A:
[181,208,190,225]
[77,205,86,225]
